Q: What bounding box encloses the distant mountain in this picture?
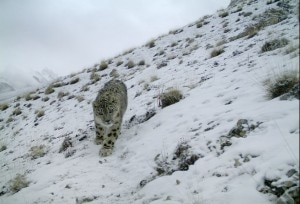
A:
[0,67,58,101]
[0,82,15,93]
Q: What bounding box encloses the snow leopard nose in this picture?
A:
[105,120,111,123]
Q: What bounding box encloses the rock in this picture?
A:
[59,137,72,153]
[227,119,262,138]
[286,169,297,177]
[124,109,156,128]
[277,186,300,204]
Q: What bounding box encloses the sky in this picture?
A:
[0,0,230,77]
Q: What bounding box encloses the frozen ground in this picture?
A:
[0,0,299,203]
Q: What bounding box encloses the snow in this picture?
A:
[0,0,299,203]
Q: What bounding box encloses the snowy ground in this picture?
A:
[0,0,299,203]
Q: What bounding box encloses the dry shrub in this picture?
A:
[160,89,183,108]
[263,69,299,99]
[261,38,289,53]
[9,174,29,193]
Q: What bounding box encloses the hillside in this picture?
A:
[0,0,299,203]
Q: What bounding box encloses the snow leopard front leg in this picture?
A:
[94,123,105,145]
[100,122,121,157]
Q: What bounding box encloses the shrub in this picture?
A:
[52,81,66,88]
[230,8,288,41]
[107,59,113,64]
[224,28,231,33]
[90,72,100,82]
[157,61,168,69]
[254,8,288,29]
[6,117,14,123]
[146,40,155,48]
[143,83,150,91]
[12,107,22,116]
[9,174,30,193]
[70,77,80,84]
[0,103,9,111]
[30,145,47,159]
[0,144,7,152]
[171,42,178,47]
[35,109,45,118]
[45,85,55,95]
[122,48,134,55]
[150,75,159,82]
[81,84,90,92]
[24,93,32,101]
[99,61,108,70]
[263,69,299,99]
[126,60,135,69]
[116,61,123,66]
[42,97,49,102]
[57,91,69,99]
[196,22,203,28]
[242,12,252,17]
[232,7,243,13]
[244,26,258,39]
[109,69,119,78]
[158,50,165,56]
[138,60,145,66]
[219,11,229,18]
[160,89,183,108]
[210,47,225,58]
[31,95,40,100]
[216,39,227,47]
[261,38,289,52]
[76,95,85,102]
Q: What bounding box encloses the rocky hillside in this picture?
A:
[0,0,299,203]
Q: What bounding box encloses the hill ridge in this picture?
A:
[0,0,299,203]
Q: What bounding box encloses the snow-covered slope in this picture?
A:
[0,0,299,203]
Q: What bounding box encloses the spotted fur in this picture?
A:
[93,79,127,156]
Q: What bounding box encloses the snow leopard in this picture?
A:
[92,79,127,156]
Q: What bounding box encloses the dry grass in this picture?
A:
[0,103,9,111]
[219,11,229,18]
[9,174,30,193]
[160,89,183,108]
[76,95,85,102]
[261,38,289,52]
[12,107,22,116]
[263,69,299,99]
[110,69,120,78]
[45,85,55,95]
[30,145,47,159]
[210,47,225,58]
[146,39,156,48]
[35,109,45,118]
[150,75,159,82]
[99,61,108,70]
[126,60,136,68]
[70,77,80,84]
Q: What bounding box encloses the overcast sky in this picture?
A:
[0,0,230,76]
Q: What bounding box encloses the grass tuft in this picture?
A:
[263,69,299,99]
[160,89,183,108]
